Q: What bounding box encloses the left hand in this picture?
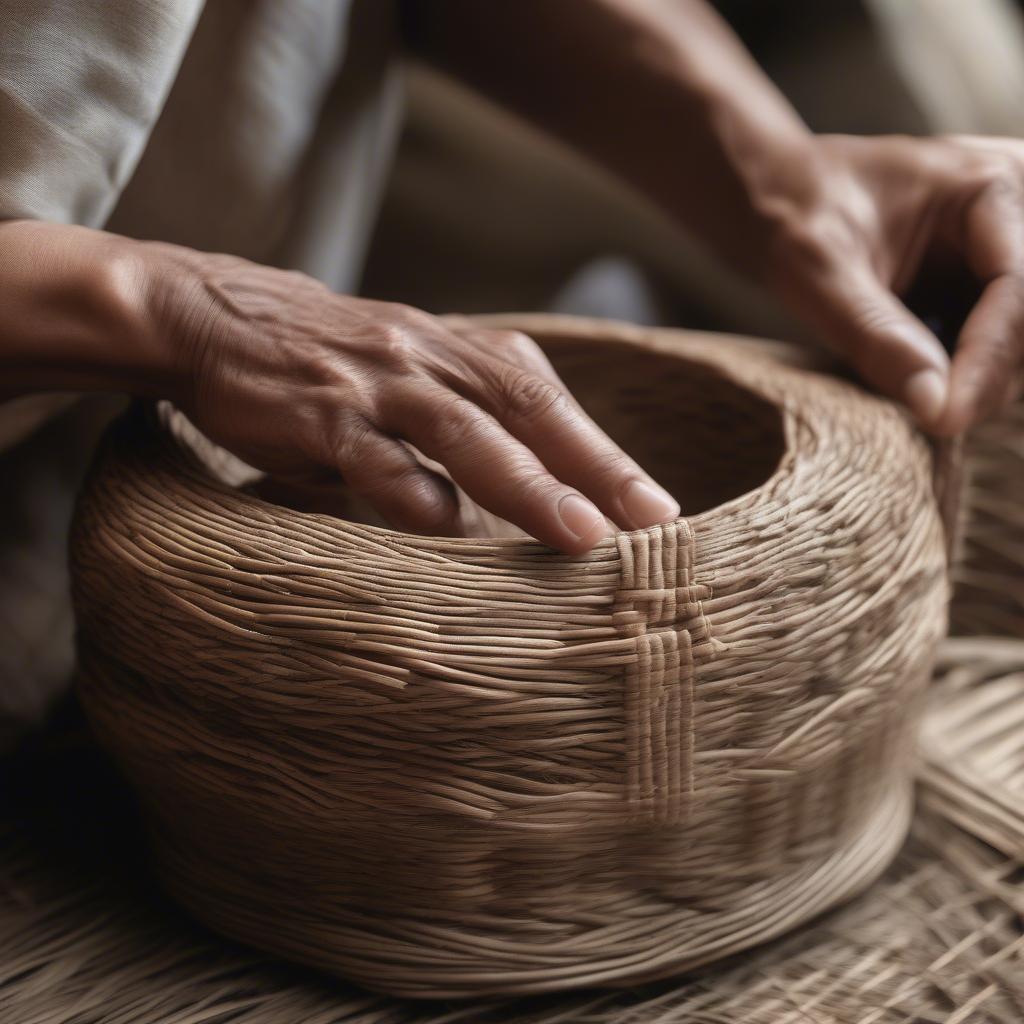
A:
[765,133,1024,435]
[410,1,1023,435]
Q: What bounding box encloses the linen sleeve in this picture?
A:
[0,0,204,225]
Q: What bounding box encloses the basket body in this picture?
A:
[70,316,949,997]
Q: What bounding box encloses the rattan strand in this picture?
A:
[921,637,1024,862]
[952,401,1024,636]
[4,793,1020,1024]
[69,315,950,997]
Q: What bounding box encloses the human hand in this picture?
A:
[764,133,1024,435]
[146,248,679,552]
[411,1,1023,435]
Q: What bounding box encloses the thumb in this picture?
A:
[794,265,951,428]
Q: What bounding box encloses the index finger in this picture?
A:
[460,328,681,531]
[940,174,1024,434]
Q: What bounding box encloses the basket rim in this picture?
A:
[153,314,802,556]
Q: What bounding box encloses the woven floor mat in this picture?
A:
[922,638,1024,863]
[2,695,1023,1024]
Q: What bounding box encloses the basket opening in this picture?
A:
[240,334,787,534]
[545,335,786,516]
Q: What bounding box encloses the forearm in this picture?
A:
[0,220,171,399]
[404,0,819,275]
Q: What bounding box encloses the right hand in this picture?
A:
[144,246,680,553]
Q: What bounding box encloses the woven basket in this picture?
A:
[69,315,950,998]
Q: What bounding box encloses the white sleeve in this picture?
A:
[0,0,204,225]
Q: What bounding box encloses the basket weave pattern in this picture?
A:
[70,317,949,997]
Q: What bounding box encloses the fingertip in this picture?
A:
[558,530,610,556]
[556,493,611,553]
[620,479,680,530]
[903,367,948,430]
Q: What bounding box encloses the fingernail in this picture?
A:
[904,368,947,425]
[622,479,680,528]
[558,493,608,541]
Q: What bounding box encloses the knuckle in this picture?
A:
[848,300,899,339]
[503,464,562,506]
[282,267,316,289]
[964,154,1023,203]
[348,453,459,534]
[968,277,1024,371]
[391,302,436,330]
[849,307,905,372]
[372,461,421,498]
[989,177,1024,218]
[498,367,567,422]
[332,411,377,470]
[773,213,843,277]
[593,450,640,487]
[394,474,458,532]
[981,328,1017,370]
[495,329,542,359]
[301,344,344,387]
[376,322,417,366]
[563,448,640,501]
[424,394,478,453]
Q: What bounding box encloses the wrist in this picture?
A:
[0,221,176,399]
[647,70,825,278]
[129,238,216,405]
[77,233,172,397]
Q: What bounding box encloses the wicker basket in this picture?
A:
[70,315,950,998]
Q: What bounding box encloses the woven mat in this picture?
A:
[3,668,1024,1024]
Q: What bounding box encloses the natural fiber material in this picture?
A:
[4,740,1021,1024]
[7,633,1024,1023]
[69,316,950,997]
[952,401,1024,636]
[921,637,1024,862]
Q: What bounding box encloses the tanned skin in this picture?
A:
[408,0,1024,433]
